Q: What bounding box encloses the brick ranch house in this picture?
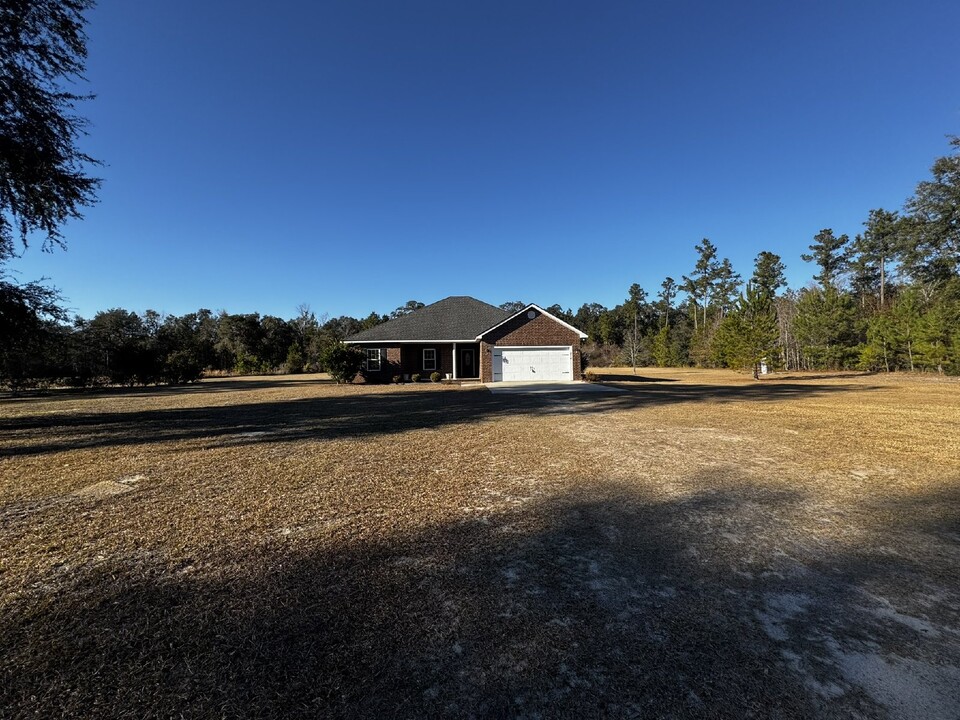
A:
[344,296,588,383]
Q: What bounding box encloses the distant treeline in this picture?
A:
[2,139,959,389]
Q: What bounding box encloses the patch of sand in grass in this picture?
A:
[858,589,945,638]
[70,480,134,499]
[66,473,148,502]
[826,641,960,720]
[756,592,813,642]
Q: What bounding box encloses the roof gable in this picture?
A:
[477,304,588,340]
[345,296,511,343]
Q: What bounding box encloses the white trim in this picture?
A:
[364,347,382,372]
[476,304,588,340]
[492,345,573,350]
[344,339,474,345]
[452,342,458,380]
[491,345,574,382]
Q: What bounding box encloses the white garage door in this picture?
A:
[493,347,573,382]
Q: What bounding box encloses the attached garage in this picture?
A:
[480,305,587,383]
[344,297,588,384]
[492,346,574,382]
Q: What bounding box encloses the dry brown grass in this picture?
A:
[1,370,959,718]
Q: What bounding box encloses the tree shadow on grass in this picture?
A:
[589,373,679,383]
[0,379,880,457]
[0,374,337,402]
[3,470,958,718]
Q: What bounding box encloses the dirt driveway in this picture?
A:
[1,371,958,718]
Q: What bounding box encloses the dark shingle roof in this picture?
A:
[345,296,511,342]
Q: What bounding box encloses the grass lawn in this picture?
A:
[2,369,959,718]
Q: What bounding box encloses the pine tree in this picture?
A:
[751,251,787,297]
[903,137,960,284]
[712,283,778,378]
[681,239,720,331]
[793,287,862,369]
[857,209,902,308]
[801,229,851,289]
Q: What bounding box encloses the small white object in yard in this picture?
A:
[760,359,769,375]
[119,474,147,485]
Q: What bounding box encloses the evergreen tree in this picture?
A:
[801,229,851,289]
[712,258,742,318]
[848,233,882,310]
[915,304,952,373]
[651,325,671,367]
[892,289,923,372]
[903,136,960,284]
[793,287,862,369]
[658,277,676,329]
[856,208,902,308]
[1,0,99,389]
[712,283,778,378]
[859,312,901,372]
[751,251,787,297]
[681,238,720,331]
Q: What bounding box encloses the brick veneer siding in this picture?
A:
[351,343,483,382]
[479,312,584,382]
[400,344,454,378]
[352,345,401,382]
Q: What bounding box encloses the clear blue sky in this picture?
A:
[12,0,960,320]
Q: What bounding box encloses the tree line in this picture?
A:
[525,137,960,378]
[564,137,960,374]
[2,4,958,389]
[0,138,960,387]
[3,136,959,389]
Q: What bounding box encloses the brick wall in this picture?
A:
[479,311,584,382]
[353,345,400,382]
[400,344,454,378]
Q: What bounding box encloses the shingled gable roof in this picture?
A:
[345,296,512,343]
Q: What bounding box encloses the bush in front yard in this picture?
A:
[320,344,365,384]
[430,371,441,382]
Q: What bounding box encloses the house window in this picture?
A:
[366,348,382,372]
[422,348,436,371]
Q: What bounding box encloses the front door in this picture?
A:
[461,349,476,377]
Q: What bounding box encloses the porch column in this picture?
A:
[452,342,458,379]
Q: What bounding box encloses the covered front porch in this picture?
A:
[399,343,480,380]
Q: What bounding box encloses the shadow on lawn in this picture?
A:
[3,471,958,718]
[589,373,679,383]
[0,378,878,457]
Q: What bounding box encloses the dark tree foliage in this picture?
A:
[681,238,719,331]
[0,274,66,388]
[4,135,960,387]
[712,283,778,378]
[855,209,901,307]
[903,136,960,284]
[390,300,425,319]
[499,300,526,313]
[751,251,787,297]
[321,343,365,384]
[1,0,100,255]
[712,258,742,318]
[545,304,574,324]
[792,287,863,370]
[658,277,676,328]
[1,0,99,389]
[801,229,851,289]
